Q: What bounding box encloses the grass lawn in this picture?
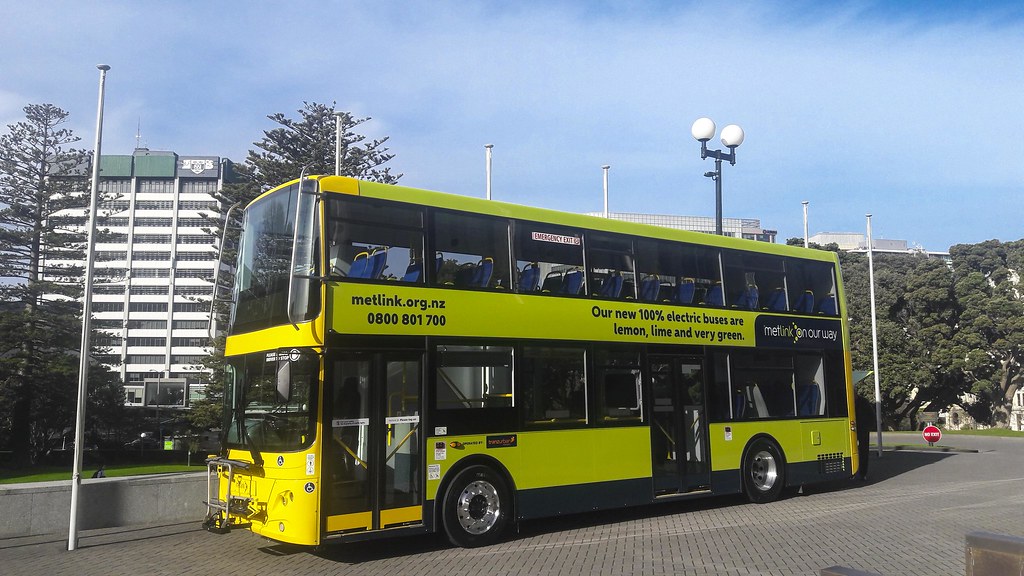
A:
[0,463,206,484]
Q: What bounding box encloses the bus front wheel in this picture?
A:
[742,438,785,504]
[441,465,511,548]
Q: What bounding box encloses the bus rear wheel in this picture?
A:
[743,438,785,504]
[442,465,510,548]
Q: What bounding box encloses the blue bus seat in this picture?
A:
[733,390,747,419]
[519,262,540,292]
[764,287,787,311]
[541,270,562,292]
[818,294,837,316]
[348,251,370,278]
[736,284,759,310]
[472,257,494,287]
[561,269,584,295]
[676,278,695,304]
[794,290,814,314]
[704,282,724,306]
[368,247,388,279]
[796,383,821,416]
[639,275,659,301]
[401,260,422,283]
[598,271,623,298]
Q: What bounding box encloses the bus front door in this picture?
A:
[324,352,424,535]
[650,355,710,495]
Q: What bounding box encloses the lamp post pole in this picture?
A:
[691,118,744,235]
[334,111,344,175]
[69,64,110,552]
[602,165,610,218]
[485,144,493,200]
[866,213,883,457]
[802,201,810,248]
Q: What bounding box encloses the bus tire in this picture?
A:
[742,438,785,504]
[441,465,511,548]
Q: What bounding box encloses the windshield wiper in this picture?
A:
[237,403,264,468]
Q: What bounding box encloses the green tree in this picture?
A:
[840,251,962,429]
[949,240,1024,425]
[246,101,401,190]
[0,104,123,464]
[188,103,401,434]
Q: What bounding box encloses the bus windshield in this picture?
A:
[232,183,321,333]
[224,349,318,454]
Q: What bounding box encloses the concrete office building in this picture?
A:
[808,232,950,263]
[584,212,777,243]
[46,149,234,411]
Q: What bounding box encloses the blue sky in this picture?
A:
[3,1,1022,250]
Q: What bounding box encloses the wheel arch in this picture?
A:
[740,433,788,465]
[432,454,517,532]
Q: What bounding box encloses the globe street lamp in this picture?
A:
[691,118,744,235]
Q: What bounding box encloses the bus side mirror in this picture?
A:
[287,174,319,325]
[276,358,292,402]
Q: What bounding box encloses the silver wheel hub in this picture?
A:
[750,450,778,491]
[456,479,501,534]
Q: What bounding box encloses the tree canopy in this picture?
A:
[0,104,122,464]
[189,102,402,432]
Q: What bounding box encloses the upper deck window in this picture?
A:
[514,223,585,295]
[326,197,424,283]
[431,211,511,290]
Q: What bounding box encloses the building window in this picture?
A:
[134,217,173,227]
[136,200,174,210]
[134,234,172,244]
[177,234,215,244]
[176,251,215,261]
[181,180,218,194]
[172,320,208,330]
[133,251,171,261]
[127,319,167,330]
[129,302,168,313]
[96,251,128,261]
[131,268,170,278]
[130,286,169,295]
[138,179,175,194]
[127,337,167,347]
[175,286,213,296]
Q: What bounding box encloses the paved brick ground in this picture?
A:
[2,433,1021,575]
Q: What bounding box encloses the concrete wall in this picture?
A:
[0,472,207,538]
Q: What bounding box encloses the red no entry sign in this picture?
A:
[922,425,942,444]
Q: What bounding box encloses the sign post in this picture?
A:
[922,425,942,446]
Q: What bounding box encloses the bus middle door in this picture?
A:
[324,352,424,535]
[650,354,710,495]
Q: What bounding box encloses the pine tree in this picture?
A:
[0,104,122,464]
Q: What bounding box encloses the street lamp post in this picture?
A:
[602,165,610,218]
[690,118,744,235]
[485,144,493,200]
[866,214,884,457]
[69,63,110,552]
[802,201,810,248]
[334,111,345,176]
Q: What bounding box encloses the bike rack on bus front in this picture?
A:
[203,456,255,533]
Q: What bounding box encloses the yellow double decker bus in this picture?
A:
[205,175,859,548]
